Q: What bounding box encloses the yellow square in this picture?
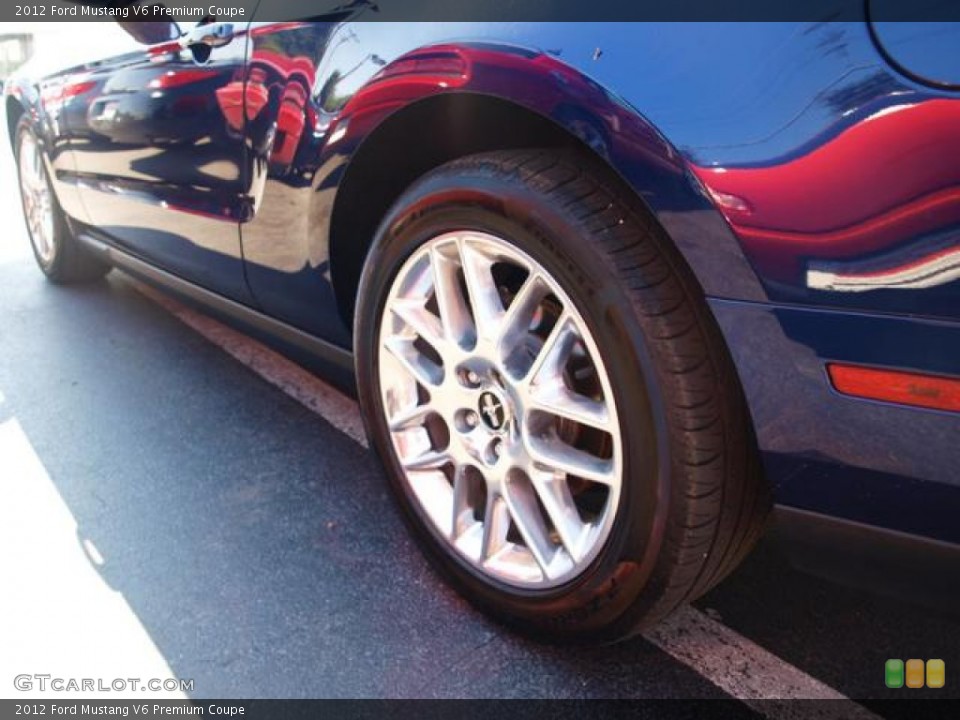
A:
[906,659,925,688]
[927,659,945,689]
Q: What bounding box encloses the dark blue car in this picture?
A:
[7,7,959,642]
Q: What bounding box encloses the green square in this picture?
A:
[886,659,904,688]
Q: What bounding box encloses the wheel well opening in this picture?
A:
[329,93,588,330]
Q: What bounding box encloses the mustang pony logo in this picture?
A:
[478,391,506,431]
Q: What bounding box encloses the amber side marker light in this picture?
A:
[828,363,960,413]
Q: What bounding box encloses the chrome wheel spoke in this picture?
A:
[501,479,556,576]
[480,492,510,561]
[387,402,434,432]
[459,238,505,342]
[379,231,622,589]
[528,468,590,562]
[406,469,455,539]
[383,336,443,388]
[529,385,611,432]
[527,435,618,486]
[391,298,447,358]
[430,245,474,348]
[524,313,574,387]
[497,272,548,352]
[400,447,450,471]
[451,464,474,540]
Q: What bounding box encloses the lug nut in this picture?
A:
[466,370,480,385]
[465,411,479,428]
[483,438,504,466]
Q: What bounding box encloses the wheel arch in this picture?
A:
[326,48,765,331]
[328,92,581,327]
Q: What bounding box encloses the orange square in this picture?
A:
[906,659,925,688]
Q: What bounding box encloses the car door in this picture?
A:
[234,19,347,343]
[64,15,257,304]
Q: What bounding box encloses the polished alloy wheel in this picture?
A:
[377,231,622,588]
[19,133,56,265]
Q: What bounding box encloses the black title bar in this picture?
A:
[2,0,960,23]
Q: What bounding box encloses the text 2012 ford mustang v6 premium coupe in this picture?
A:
[7,6,959,641]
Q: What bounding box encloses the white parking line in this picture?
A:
[646,606,877,716]
[135,283,367,447]
[131,277,879,717]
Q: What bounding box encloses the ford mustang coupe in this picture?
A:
[7,6,959,641]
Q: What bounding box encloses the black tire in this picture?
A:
[15,117,109,284]
[354,149,769,643]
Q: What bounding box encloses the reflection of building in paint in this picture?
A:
[0,34,33,79]
[808,238,960,292]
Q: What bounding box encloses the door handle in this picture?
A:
[179,23,235,50]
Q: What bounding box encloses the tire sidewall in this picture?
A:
[355,161,675,639]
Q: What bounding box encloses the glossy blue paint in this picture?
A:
[870,21,960,89]
[710,298,960,541]
[233,19,960,331]
[5,16,959,550]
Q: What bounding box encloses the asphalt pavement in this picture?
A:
[0,111,956,708]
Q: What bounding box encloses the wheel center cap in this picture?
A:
[477,390,508,432]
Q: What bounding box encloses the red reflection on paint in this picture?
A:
[217,49,317,167]
[148,69,220,90]
[340,46,470,118]
[41,75,95,108]
[693,100,960,287]
[336,44,677,181]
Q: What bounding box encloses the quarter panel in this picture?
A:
[710,298,960,544]
[239,19,775,344]
[242,16,960,341]
[179,15,960,543]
